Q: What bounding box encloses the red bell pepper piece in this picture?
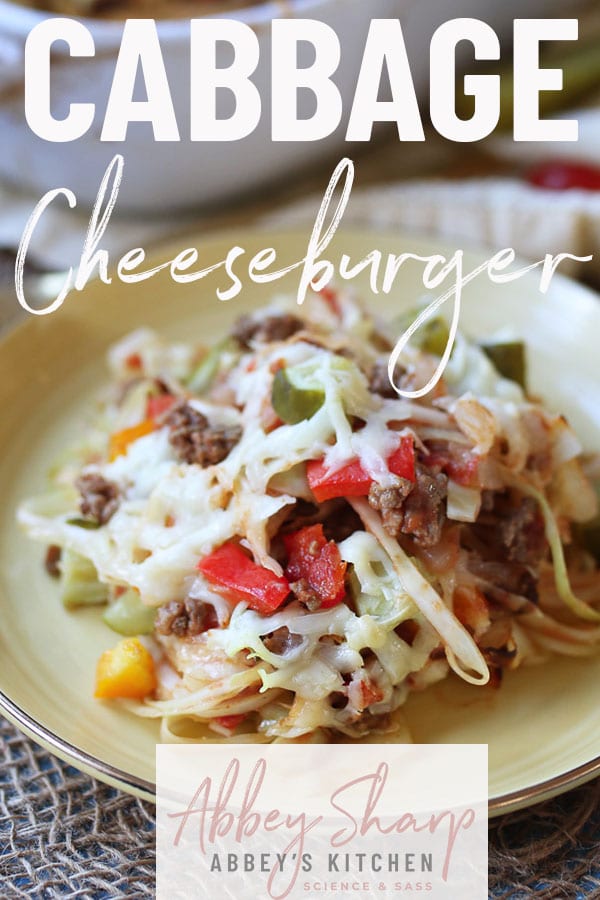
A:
[307,458,372,502]
[426,447,479,487]
[318,286,341,316]
[307,434,415,502]
[146,393,177,421]
[198,543,290,615]
[125,352,143,370]
[358,677,385,709]
[283,524,346,609]
[388,435,416,482]
[526,161,600,192]
[214,714,246,731]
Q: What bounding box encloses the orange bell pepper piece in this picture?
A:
[94,637,157,700]
[109,420,155,461]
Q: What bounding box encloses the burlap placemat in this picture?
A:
[0,716,155,897]
[1,709,599,897]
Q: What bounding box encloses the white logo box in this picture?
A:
[157,743,488,899]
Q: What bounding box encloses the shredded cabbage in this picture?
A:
[17,289,600,743]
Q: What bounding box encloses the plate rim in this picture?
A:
[2,225,600,817]
[3,684,599,816]
[0,688,155,803]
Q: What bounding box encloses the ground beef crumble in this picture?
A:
[262,626,303,655]
[232,313,304,348]
[164,401,242,467]
[368,464,448,547]
[402,468,448,546]
[290,578,322,611]
[368,359,407,399]
[472,490,548,569]
[499,496,547,565]
[155,598,217,637]
[44,545,62,578]
[466,557,539,604]
[368,479,414,536]
[75,473,120,525]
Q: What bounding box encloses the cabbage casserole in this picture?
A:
[18,289,600,743]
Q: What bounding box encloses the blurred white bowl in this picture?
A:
[0,0,577,212]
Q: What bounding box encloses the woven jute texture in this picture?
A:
[0,717,155,898]
[1,715,599,898]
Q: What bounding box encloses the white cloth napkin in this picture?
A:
[265,177,600,280]
[5,173,600,274]
[0,180,184,271]
[2,171,600,329]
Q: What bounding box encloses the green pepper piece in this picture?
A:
[102,588,156,636]
[481,341,526,389]
[393,311,450,357]
[420,317,450,357]
[66,517,101,530]
[187,347,221,394]
[187,339,235,394]
[60,549,108,609]
[271,368,325,425]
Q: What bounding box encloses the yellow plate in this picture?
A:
[1,228,599,813]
